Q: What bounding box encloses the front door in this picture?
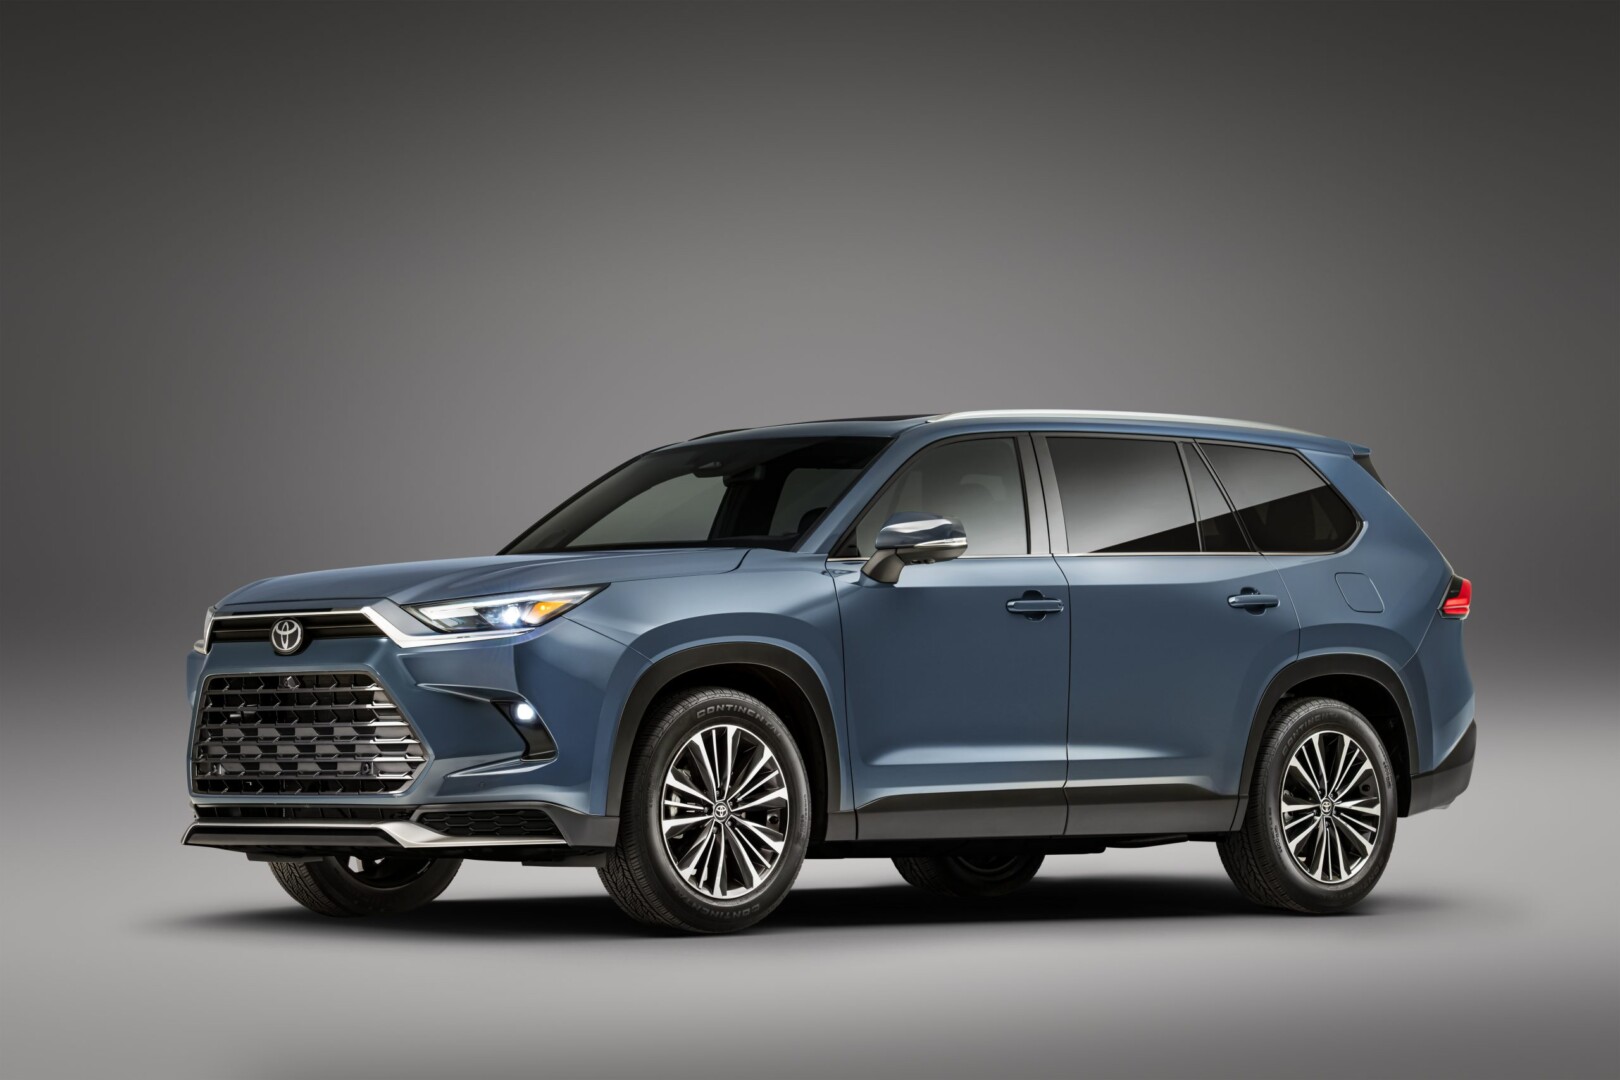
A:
[833,435,1071,840]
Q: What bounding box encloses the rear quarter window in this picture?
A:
[1198,443,1359,553]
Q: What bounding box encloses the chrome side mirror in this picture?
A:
[861,512,968,584]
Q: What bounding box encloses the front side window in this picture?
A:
[1046,437,1200,554]
[846,437,1029,557]
[1198,443,1358,552]
[505,437,889,553]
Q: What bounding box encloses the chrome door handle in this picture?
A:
[1007,593,1064,619]
[1228,591,1280,611]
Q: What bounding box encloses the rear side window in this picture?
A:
[1046,437,1199,554]
[1182,445,1251,552]
[1198,443,1358,553]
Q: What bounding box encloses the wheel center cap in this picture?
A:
[713,801,731,822]
[1319,798,1335,817]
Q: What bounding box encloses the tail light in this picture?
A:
[1441,575,1472,619]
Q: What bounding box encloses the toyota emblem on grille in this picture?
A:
[270,618,305,655]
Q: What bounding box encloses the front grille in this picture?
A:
[208,611,382,649]
[192,672,427,795]
[414,807,560,839]
[194,805,414,822]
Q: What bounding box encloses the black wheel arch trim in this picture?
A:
[606,641,846,839]
[1238,653,1420,817]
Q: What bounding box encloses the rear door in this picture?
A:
[1037,435,1300,835]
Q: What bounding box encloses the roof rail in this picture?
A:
[926,409,1315,437]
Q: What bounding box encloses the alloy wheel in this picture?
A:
[660,723,790,900]
[1280,730,1383,884]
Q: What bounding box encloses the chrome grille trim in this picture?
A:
[206,611,382,649]
[191,672,428,796]
[201,605,533,651]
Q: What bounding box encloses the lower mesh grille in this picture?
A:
[414,807,560,838]
[192,672,427,795]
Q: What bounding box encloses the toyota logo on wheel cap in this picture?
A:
[270,618,305,655]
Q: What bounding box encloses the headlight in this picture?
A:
[404,587,602,634]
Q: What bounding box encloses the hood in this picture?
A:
[218,549,748,610]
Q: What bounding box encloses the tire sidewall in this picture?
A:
[1260,702,1398,911]
[944,853,1044,897]
[632,692,811,932]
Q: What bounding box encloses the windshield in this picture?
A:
[504,436,891,553]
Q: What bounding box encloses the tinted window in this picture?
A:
[767,467,862,536]
[850,438,1028,557]
[573,473,725,547]
[506,437,888,553]
[1047,437,1199,554]
[1199,443,1358,552]
[1183,444,1251,552]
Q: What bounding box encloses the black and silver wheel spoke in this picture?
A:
[1280,730,1382,885]
[661,723,788,900]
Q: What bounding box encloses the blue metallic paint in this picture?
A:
[186,412,1474,847]
[833,555,1071,830]
[1055,553,1301,804]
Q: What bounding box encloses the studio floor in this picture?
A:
[2,680,1614,1080]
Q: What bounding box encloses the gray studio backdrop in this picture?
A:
[2,4,1616,1080]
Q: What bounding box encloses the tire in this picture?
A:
[1219,697,1399,913]
[599,687,811,934]
[892,852,1045,898]
[268,855,461,917]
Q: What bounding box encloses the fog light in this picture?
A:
[494,700,557,760]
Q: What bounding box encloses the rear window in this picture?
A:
[1198,443,1358,553]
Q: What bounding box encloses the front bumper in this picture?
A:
[184,819,564,852]
[181,799,617,854]
[186,602,630,849]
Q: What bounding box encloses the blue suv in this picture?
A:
[185,411,1475,932]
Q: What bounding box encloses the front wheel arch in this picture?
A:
[606,643,843,840]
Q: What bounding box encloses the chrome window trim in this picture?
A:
[825,553,1055,564]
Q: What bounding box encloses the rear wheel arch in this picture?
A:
[607,643,842,840]
[1240,655,1418,816]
